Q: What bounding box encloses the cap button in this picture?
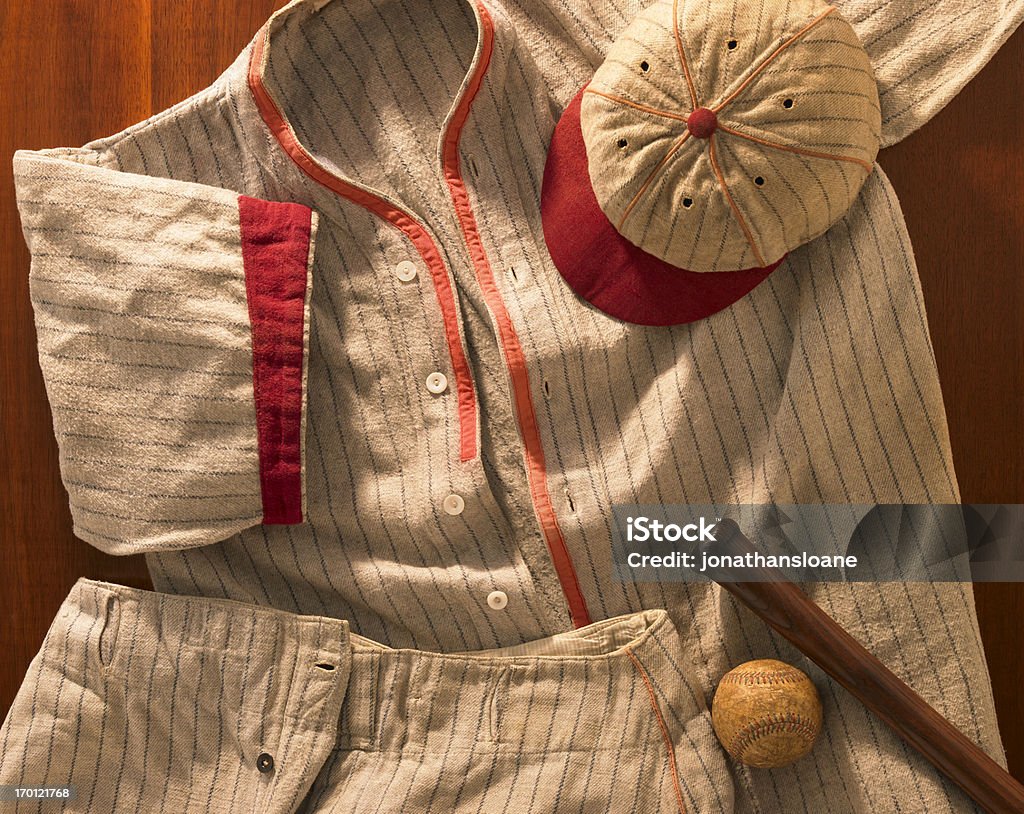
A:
[687,107,718,139]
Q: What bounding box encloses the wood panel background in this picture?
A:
[2,0,1022,785]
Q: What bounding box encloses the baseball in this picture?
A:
[711,659,823,768]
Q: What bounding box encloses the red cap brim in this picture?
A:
[541,86,783,326]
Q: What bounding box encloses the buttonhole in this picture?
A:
[617,138,628,149]
[315,662,336,671]
[783,98,794,109]
[468,156,480,177]
[508,266,519,282]
[543,380,550,397]
[754,176,765,187]
[564,488,575,512]
[639,60,650,73]
[727,39,738,50]
[683,197,693,208]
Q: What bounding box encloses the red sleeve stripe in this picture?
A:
[238,194,312,525]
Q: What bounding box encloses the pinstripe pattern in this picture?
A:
[838,0,1024,146]
[0,580,728,813]
[298,604,733,813]
[8,0,1023,810]
[0,578,350,813]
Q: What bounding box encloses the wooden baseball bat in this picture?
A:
[700,519,1024,814]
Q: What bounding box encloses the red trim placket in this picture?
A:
[238,194,312,524]
[443,2,592,628]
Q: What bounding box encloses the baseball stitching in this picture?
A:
[728,711,819,760]
[719,667,807,686]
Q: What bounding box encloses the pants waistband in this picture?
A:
[56,577,703,755]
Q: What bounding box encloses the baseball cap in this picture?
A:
[541,0,881,325]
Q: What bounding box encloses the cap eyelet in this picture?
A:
[617,138,628,149]
[783,98,794,109]
[682,197,693,208]
[727,39,738,50]
[639,60,650,73]
[754,176,765,187]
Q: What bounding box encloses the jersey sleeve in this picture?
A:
[842,0,1024,146]
[13,148,317,555]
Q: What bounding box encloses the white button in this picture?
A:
[487,590,508,610]
[442,493,465,515]
[395,260,418,282]
[425,372,448,394]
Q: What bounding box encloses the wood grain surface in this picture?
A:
[1,0,1022,784]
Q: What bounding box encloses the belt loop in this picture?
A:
[403,653,431,749]
[337,646,378,749]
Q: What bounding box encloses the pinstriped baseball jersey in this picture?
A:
[9,0,1024,810]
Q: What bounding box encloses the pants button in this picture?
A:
[256,752,275,773]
